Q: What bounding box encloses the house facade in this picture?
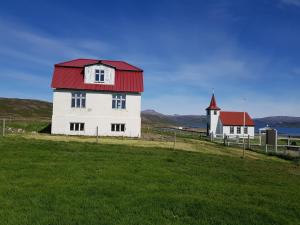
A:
[206,94,255,138]
[51,59,143,137]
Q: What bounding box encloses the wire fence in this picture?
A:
[211,135,300,160]
[0,117,51,136]
[1,118,299,161]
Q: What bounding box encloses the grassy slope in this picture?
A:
[0,98,52,118]
[0,137,299,225]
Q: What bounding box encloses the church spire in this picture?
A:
[206,94,221,110]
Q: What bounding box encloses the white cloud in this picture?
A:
[0,70,50,84]
[281,0,300,7]
[0,19,112,65]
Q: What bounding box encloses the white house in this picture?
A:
[206,94,255,138]
[51,59,144,137]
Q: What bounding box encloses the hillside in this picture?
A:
[0,98,52,118]
[0,98,300,128]
[255,116,300,128]
[141,110,206,127]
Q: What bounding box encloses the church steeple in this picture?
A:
[206,94,221,137]
[206,94,221,111]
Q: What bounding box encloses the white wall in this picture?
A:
[222,126,255,138]
[84,64,115,85]
[207,110,220,137]
[51,90,141,137]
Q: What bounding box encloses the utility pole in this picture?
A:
[243,111,245,158]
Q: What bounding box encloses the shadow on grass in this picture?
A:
[39,123,51,134]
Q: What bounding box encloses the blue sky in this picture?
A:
[0,0,299,117]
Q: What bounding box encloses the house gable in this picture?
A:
[84,63,115,85]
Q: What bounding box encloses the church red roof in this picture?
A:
[206,94,221,110]
[219,111,255,126]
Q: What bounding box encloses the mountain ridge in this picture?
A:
[0,98,299,128]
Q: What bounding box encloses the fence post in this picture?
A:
[265,144,268,153]
[173,131,176,150]
[210,132,213,142]
[247,135,250,149]
[259,133,262,146]
[275,130,278,153]
[2,119,5,137]
[96,126,99,143]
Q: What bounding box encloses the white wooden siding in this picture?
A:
[51,90,141,137]
[84,64,115,85]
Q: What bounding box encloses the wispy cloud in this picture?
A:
[0,19,113,66]
[281,0,300,7]
[0,70,50,84]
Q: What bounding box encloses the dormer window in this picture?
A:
[95,69,105,83]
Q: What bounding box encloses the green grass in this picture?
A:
[0,137,300,225]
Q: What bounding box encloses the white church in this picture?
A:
[206,94,255,138]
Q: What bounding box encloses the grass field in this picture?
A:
[0,136,300,225]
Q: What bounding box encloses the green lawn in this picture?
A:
[0,137,299,225]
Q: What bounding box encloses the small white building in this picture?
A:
[51,59,144,137]
[206,94,255,138]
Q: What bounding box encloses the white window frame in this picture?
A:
[71,92,86,108]
[112,94,126,109]
[95,69,105,83]
[244,127,248,134]
[237,126,241,134]
[70,122,85,131]
[111,123,126,132]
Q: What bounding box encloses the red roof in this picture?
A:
[55,59,143,71]
[206,94,221,110]
[219,111,255,126]
[51,59,144,93]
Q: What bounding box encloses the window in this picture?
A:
[244,127,248,134]
[111,123,125,132]
[71,92,86,108]
[95,69,105,82]
[237,126,241,134]
[230,126,234,134]
[70,123,85,131]
[112,94,126,109]
[214,110,217,115]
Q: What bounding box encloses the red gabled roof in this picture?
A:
[55,58,143,71]
[206,94,221,110]
[51,58,144,93]
[219,111,255,126]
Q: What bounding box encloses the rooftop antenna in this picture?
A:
[212,88,215,94]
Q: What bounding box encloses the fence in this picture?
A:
[211,134,300,160]
[0,117,51,136]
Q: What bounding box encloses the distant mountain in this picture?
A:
[142,109,300,128]
[0,98,52,118]
[254,116,300,128]
[0,98,299,128]
[141,109,206,127]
